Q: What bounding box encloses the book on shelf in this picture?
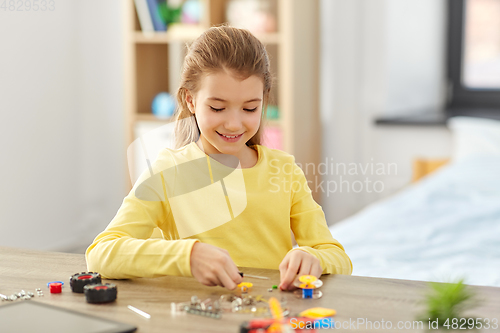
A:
[134,0,154,33]
[134,0,167,32]
[146,0,167,31]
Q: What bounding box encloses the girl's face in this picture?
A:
[186,70,263,159]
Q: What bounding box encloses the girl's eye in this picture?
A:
[210,106,258,112]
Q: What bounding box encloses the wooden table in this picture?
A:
[1,246,499,332]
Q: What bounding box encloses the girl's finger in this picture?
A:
[218,265,241,290]
[312,262,323,278]
[202,277,217,287]
[212,274,224,288]
[218,273,236,290]
[221,254,242,290]
[297,258,313,278]
[279,255,290,284]
[279,253,301,290]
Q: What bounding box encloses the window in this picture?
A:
[448,0,500,113]
[462,0,500,88]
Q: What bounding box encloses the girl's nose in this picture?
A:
[224,111,242,131]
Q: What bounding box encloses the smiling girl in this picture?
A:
[86,26,352,291]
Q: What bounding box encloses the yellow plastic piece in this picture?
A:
[299,275,317,284]
[268,297,283,320]
[298,275,317,289]
[237,282,253,292]
[299,307,337,319]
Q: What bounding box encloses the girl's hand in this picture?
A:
[278,250,322,291]
[190,242,243,290]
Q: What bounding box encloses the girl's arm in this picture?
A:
[287,162,353,276]
[85,169,199,279]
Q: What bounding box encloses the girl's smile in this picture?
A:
[217,131,244,142]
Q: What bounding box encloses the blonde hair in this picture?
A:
[174,25,273,149]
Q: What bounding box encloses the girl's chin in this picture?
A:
[211,142,245,154]
[214,144,242,154]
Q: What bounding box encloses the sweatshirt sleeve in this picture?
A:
[85,167,199,279]
[287,161,353,275]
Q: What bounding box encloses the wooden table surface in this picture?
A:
[1,246,499,332]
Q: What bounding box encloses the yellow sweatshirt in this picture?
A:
[86,142,352,279]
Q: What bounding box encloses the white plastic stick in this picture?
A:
[127,305,151,319]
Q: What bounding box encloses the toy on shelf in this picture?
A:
[181,0,202,24]
[293,275,323,299]
[151,92,176,119]
[226,0,277,34]
[266,105,279,120]
[158,0,183,28]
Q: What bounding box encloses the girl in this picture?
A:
[86,26,352,291]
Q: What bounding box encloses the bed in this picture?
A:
[328,116,500,287]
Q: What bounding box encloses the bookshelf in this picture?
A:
[124,0,321,202]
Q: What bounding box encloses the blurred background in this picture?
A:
[1,0,499,286]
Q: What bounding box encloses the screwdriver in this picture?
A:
[238,271,269,280]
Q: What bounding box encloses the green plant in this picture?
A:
[159,0,184,26]
[418,279,482,330]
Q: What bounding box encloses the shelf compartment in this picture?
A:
[135,44,170,115]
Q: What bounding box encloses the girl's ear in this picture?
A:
[185,91,196,114]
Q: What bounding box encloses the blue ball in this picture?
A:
[152,92,176,119]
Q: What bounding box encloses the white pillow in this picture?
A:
[447,116,500,163]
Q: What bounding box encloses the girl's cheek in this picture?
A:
[198,111,219,127]
[207,114,224,128]
[251,113,262,127]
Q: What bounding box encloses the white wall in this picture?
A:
[320,0,452,224]
[75,1,127,250]
[0,1,126,251]
[384,0,448,115]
